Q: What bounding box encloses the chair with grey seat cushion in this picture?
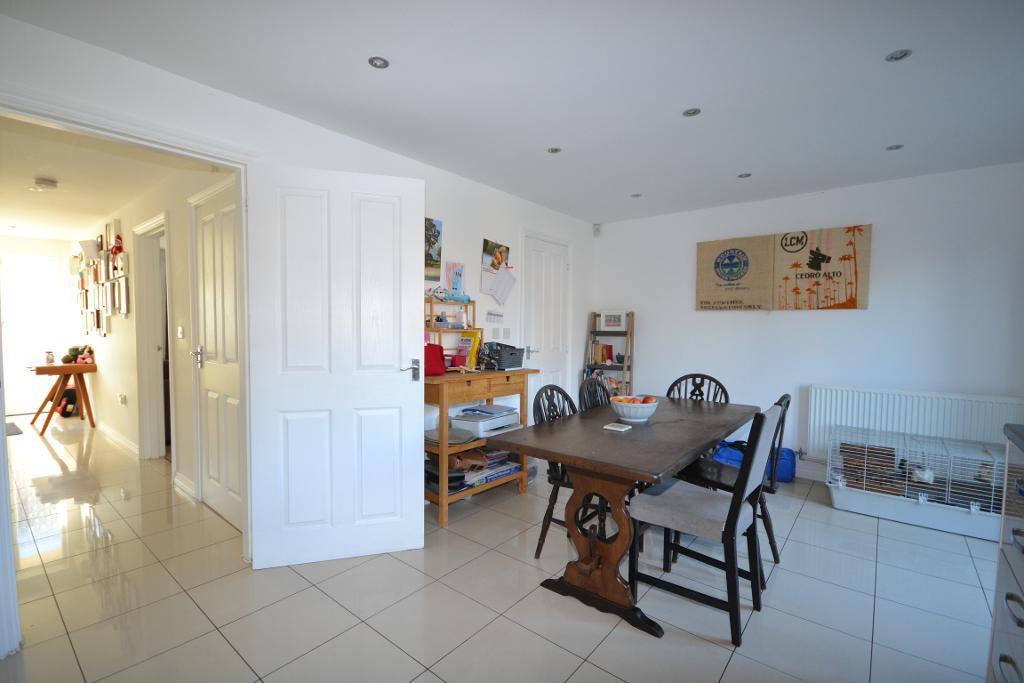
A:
[628,403,783,647]
[677,394,791,574]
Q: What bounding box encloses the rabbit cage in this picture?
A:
[827,426,1005,540]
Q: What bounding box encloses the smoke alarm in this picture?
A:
[28,177,58,192]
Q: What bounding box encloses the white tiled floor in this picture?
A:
[3,415,996,681]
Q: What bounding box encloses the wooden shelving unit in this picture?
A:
[424,297,480,351]
[583,311,635,396]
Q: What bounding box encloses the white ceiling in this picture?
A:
[0,115,215,241]
[2,1,1023,223]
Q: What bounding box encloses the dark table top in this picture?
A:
[487,398,759,484]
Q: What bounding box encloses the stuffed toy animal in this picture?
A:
[61,345,95,364]
[76,345,94,364]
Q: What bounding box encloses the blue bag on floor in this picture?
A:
[775,447,796,482]
[711,442,796,482]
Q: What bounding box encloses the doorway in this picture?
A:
[522,234,571,414]
[133,213,175,468]
[0,112,249,534]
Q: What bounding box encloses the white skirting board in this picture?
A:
[173,471,197,499]
[96,422,139,455]
[829,484,999,541]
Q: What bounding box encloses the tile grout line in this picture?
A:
[24,481,136,683]
[89,520,262,682]
[255,586,367,681]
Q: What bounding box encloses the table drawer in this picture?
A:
[490,373,525,396]
[446,378,494,403]
[991,553,1024,682]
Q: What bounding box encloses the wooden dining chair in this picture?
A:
[677,394,791,572]
[628,404,783,647]
[532,384,605,558]
[666,373,730,403]
[664,372,730,558]
[578,378,611,412]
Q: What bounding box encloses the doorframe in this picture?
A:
[0,304,23,656]
[0,87,256,562]
[520,230,574,394]
[132,213,179,474]
[185,175,244,512]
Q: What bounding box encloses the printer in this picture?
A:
[451,404,521,437]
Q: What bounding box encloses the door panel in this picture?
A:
[523,236,570,418]
[282,410,331,526]
[281,190,330,371]
[192,181,245,529]
[248,165,424,568]
[355,194,401,370]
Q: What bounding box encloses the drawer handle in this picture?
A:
[1000,654,1024,683]
[1007,593,1024,628]
[1013,528,1024,552]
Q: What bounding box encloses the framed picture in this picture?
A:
[113,252,128,277]
[424,217,443,282]
[118,277,130,317]
[599,310,626,332]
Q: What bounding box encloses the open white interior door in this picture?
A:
[247,165,425,568]
[191,180,246,529]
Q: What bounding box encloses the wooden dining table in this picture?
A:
[487,397,758,637]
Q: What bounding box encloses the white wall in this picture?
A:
[0,16,593,428]
[0,235,80,414]
[593,163,1024,476]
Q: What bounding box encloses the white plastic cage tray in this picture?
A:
[826,425,1003,541]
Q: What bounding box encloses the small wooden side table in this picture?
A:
[30,364,97,434]
[424,368,538,527]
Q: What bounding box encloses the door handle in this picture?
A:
[525,346,540,360]
[189,345,204,370]
[400,359,420,381]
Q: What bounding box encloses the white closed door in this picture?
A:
[247,164,425,568]
[190,179,245,529]
[522,236,570,417]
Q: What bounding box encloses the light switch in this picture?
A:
[492,328,500,339]
[176,325,185,339]
[502,328,511,340]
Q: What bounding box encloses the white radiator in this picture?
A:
[807,385,1024,460]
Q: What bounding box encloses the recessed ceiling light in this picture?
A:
[682,108,702,117]
[737,173,752,179]
[368,56,390,69]
[28,177,58,192]
[885,49,912,63]
[630,193,642,198]
[546,147,562,154]
[885,144,904,151]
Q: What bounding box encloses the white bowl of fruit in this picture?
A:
[610,395,659,423]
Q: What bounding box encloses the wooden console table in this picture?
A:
[424,368,538,526]
[30,364,97,434]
